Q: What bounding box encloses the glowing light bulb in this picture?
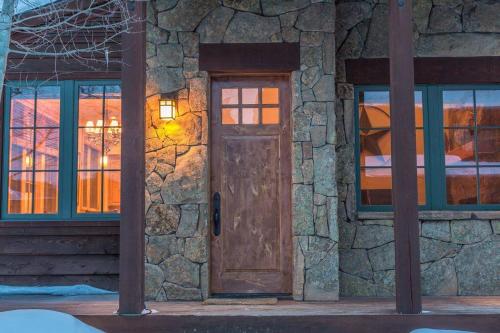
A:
[85,120,94,133]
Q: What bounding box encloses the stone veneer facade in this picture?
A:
[144,0,338,301]
[335,0,500,296]
[144,0,500,301]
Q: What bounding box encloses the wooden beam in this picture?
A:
[345,57,500,85]
[199,43,300,72]
[388,0,422,314]
[118,1,146,315]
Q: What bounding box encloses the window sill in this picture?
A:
[357,210,500,221]
[0,220,120,227]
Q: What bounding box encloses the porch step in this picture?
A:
[203,298,278,305]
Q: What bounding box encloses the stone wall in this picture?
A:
[335,0,500,296]
[144,0,339,301]
[340,213,499,296]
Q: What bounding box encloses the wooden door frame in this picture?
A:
[208,73,293,296]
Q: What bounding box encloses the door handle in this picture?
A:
[213,192,221,236]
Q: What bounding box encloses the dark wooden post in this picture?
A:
[118,0,146,315]
[388,0,422,314]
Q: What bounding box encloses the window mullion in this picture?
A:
[60,81,74,219]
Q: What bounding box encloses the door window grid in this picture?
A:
[221,87,280,125]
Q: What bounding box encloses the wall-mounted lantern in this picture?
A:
[159,93,177,120]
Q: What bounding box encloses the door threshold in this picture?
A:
[203,297,278,305]
[210,293,292,300]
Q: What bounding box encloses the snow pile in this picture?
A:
[411,329,475,333]
[0,284,116,296]
[0,309,104,333]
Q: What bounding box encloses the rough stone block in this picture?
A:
[145,263,165,300]
[160,254,200,288]
[368,242,395,271]
[313,145,336,196]
[421,258,458,296]
[296,3,335,32]
[450,220,492,244]
[463,1,500,32]
[292,185,314,235]
[161,146,207,204]
[312,75,335,102]
[353,224,393,249]
[339,249,372,279]
[164,282,202,300]
[262,0,309,16]
[421,221,451,242]
[224,12,281,43]
[420,237,460,263]
[177,204,199,237]
[184,236,208,263]
[197,6,234,43]
[158,0,218,31]
[222,0,260,14]
[339,272,376,297]
[454,236,499,295]
[146,204,180,235]
[146,235,179,264]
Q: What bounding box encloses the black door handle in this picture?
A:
[213,192,221,236]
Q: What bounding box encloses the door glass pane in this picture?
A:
[417,167,426,205]
[479,167,500,204]
[477,128,500,164]
[222,88,238,105]
[476,90,500,126]
[242,108,258,124]
[103,171,120,213]
[104,85,122,126]
[78,128,102,170]
[360,130,391,167]
[36,86,60,127]
[359,91,390,128]
[35,129,59,170]
[446,168,477,204]
[443,90,474,127]
[262,107,280,124]
[34,172,58,214]
[8,172,33,214]
[262,88,279,104]
[10,87,35,128]
[360,168,392,205]
[444,128,475,166]
[78,86,104,126]
[77,171,102,213]
[222,108,238,124]
[242,88,258,104]
[9,129,34,170]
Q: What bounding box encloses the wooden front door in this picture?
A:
[210,76,292,295]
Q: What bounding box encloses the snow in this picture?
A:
[0,284,117,296]
[15,0,59,14]
[411,329,476,333]
[0,309,104,333]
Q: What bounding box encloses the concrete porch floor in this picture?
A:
[0,295,498,332]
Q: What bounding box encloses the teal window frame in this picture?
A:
[1,80,121,221]
[355,84,500,211]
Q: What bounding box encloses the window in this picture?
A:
[221,87,280,125]
[2,81,121,220]
[355,85,500,211]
